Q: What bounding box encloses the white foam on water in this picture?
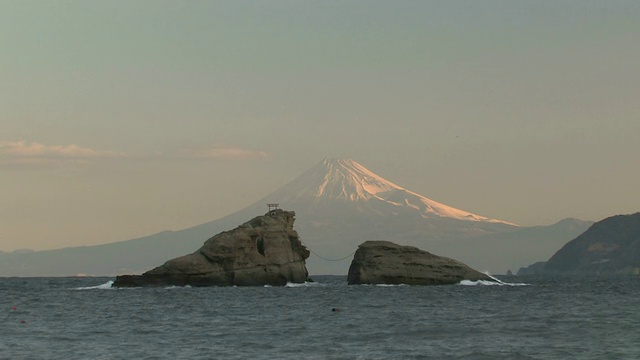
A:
[284,281,323,287]
[487,273,529,286]
[164,285,192,289]
[459,273,529,286]
[459,279,503,286]
[375,283,408,287]
[74,281,114,290]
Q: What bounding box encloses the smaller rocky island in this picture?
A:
[347,241,494,285]
[113,209,310,287]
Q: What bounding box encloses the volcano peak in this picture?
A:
[316,158,404,201]
[270,158,516,226]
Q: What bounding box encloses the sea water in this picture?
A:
[1,275,639,359]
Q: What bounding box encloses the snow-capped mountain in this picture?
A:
[242,158,521,274]
[264,158,515,225]
[0,158,593,276]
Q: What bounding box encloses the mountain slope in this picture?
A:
[519,213,640,274]
[0,158,587,276]
[449,217,593,274]
[261,158,516,224]
[236,158,522,274]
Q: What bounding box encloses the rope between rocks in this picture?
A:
[306,246,356,262]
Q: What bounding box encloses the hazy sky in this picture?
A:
[2,1,639,252]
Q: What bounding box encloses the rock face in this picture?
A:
[347,241,493,285]
[517,213,640,275]
[113,210,310,287]
[536,213,640,275]
[516,261,546,275]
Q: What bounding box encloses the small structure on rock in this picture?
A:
[113,209,310,287]
[347,241,494,285]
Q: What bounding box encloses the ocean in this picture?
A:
[1,275,638,359]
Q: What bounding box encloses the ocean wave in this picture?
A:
[459,280,504,286]
[459,274,529,286]
[74,281,114,290]
[284,281,323,288]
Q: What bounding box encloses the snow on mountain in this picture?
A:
[262,158,516,226]
[227,157,527,274]
[6,157,590,277]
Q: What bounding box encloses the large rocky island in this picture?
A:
[113,209,310,287]
[347,241,494,285]
[518,212,640,275]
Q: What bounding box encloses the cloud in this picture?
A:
[0,141,126,166]
[177,146,270,160]
[0,141,269,168]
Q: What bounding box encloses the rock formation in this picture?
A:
[113,209,310,287]
[347,241,494,285]
[516,261,546,275]
[519,212,640,275]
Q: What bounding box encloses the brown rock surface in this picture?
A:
[113,209,310,287]
[347,241,493,285]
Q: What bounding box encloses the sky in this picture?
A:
[2,0,639,252]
